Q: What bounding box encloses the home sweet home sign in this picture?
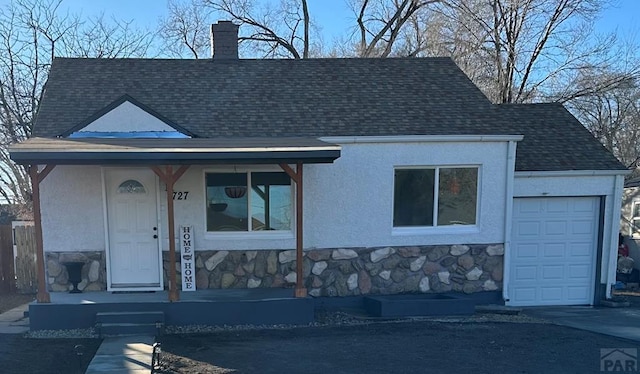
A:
[180,225,196,291]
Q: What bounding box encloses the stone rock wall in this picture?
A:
[44,244,503,295]
[167,244,504,297]
[45,252,106,292]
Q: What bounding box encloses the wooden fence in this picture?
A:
[0,225,14,292]
[0,224,38,294]
[13,225,37,294]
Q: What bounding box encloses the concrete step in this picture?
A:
[98,322,164,337]
[96,311,165,337]
[96,311,164,325]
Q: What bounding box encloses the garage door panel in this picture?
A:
[572,220,595,235]
[516,221,541,237]
[514,243,538,259]
[540,287,563,302]
[517,199,543,213]
[546,200,569,213]
[568,264,591,279]
[514,265,537,280]
[542,243,565,258]
[567,286,590,300]
[573,198,597,213]
[510,197,598,307]
[570,242,592,257]
[545,220,568,236]
[542,265,564,279]
[513,287,536,303]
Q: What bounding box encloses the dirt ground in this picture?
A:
[2,293,640,373]
[155,320,640,374]
[0,334,101,374]
[0,292,101,374]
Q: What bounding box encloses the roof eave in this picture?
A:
[9,149,341,166]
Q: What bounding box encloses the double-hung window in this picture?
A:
[205,171,293,232]
[393,166,479,227]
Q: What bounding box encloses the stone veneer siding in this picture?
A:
[166,244,504,296]
[45,244,504,295]
[45,252,106,292]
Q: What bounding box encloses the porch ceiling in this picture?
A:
[9,137,341,165]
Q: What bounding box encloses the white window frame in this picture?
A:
[203,165,295,240]
[392,165,481,236]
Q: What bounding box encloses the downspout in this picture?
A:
[606,174,625,299]
[502,141,517,303]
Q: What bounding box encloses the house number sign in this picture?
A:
[180,225,196,291]
[173,191,189,200]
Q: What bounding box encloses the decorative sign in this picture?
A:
[180,225,196,291]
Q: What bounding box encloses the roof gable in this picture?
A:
[61,95,193,138]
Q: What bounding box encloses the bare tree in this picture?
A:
[0,0,154,216]
[434,0,639,104]
[569,75,640,168]
[201,0,316,59]
[349,0,440,57]
[159,0,213,58]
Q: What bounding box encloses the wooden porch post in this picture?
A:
[280,162,307,298]
[150,165,190,302]
[29,164,56,303]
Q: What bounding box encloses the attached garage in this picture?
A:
[508,196,600,306]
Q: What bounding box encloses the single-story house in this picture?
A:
[9,21,628,308]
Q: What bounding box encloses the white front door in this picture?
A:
[105,168,162,289]
[509,197,599,306]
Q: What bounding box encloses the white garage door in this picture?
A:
[509,197,600,306]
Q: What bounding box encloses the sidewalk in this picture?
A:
[85,335,155,373]
[0,303,29,334]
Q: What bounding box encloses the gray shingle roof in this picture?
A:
[33,57,626,172]
[491,103,626,172]
[35,57,496,138]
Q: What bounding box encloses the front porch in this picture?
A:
[29,288,314,331]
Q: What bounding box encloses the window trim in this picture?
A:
[202,166,295,238]
[391,165,481,234]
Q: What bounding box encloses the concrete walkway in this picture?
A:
[0,303,29,334]
[523,305,640,342]
[85,335,156,373]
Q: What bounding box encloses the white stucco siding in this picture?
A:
[513,173,623,293]
[304,142,509,248]
[159,141,510,251]
[40,166,105,252]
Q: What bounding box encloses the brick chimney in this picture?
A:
[211,21,239,59]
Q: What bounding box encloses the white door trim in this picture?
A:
[103,167,164,291]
